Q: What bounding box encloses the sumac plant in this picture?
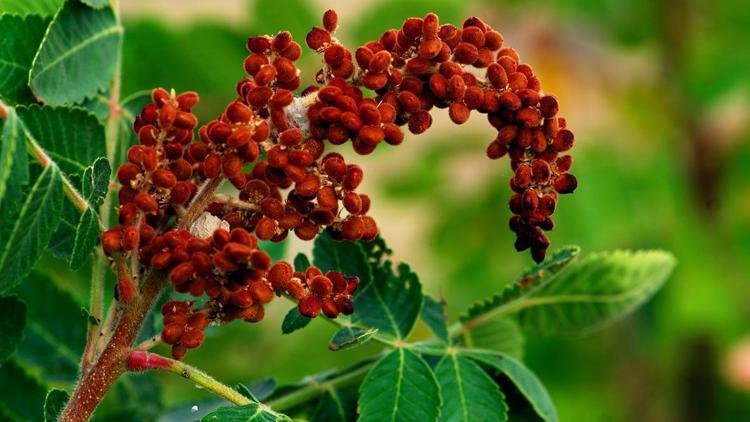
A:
[0,2,675,421]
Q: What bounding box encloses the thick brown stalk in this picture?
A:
[59,272,168,422]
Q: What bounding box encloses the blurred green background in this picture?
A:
[42,0,750,420]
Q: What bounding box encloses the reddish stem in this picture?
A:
[59,272,168,422]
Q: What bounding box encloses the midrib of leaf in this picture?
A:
[511,278,662,310]
[23,125,103,228]
[0,165,58,266]
[357,278,402,339]
[0,110,20,201]
[391,348,405,422]
[30,25,122,82]
[326,389,346,421]
[27,320,80,366]
[450,354,469,422]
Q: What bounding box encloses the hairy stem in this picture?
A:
[179,177,224,230]
[59,272,168,422]
[80,256,107,373]
[126,351,252,405]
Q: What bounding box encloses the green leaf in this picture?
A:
[259,238,287,262]
[281,307,311,334]
[68,158,110,269]
[80,0,108,8]
[329,326,378,351]
[202,403,290,422]
[16,105,106,175]
[456,318,524,360]
[0,108,30,226]
[29,0,123,105]
[115,373,164,420]
[247,378,277,401]
[235,383,257,401]
[0,0,62,16]
[293,252,310,272]
[0,295,26,362]
[459,246,580,324]
[466,352,557,422]
[250,0,315,53]
[519,250,676,334]
[421,295,449,344]
[43,389,69,422]
[353,262,423,340]
[358,348,441,422]
[15,271,86,382]
[0,166,63,294]
[435,353,507,422]
[0,361,47,422]
[313,231,372,285]
[0,14,50,104]
[311,389,356,422]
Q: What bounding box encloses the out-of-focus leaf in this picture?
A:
[249,0,315,52]
[421,295,449,344]
[15,271,85,382]
[0,14,49,104]
[115,374,164,420]
[259,239,287,262]
[293,252,310,272]
[459,246,580,325]
[0,0,62,16]
[81,0,108,8]
[519,250,676,334]
[0,361,47,422]
[358,348,441,422]
[247,378,277,402]
[29,0,122,104]
[456,318,524,360]
[0,295,26,362]
[467,351,557,422]
[310,389,356,422]
[43,389,69,422]
[0,166,63,294]
[281,307,311,334]
[329,326,378,351]
[201,403,290,421]
[313,232,372,285]
[0,109,30,237]
[435,353,507,422]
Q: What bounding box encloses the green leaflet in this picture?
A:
[310,389,356,422]
[358,348,441,422]
[29,0,122,105]
[313,231,372,286]
[421,295,449,344]
[80,0,108,8]
[0,0,62,16]
[352,261,423,340]
[68,157,110,269]
[43,389,69,422]
[329,326,378,351]
[293,252,310,272]
[0,361,47,422]
[0,14,50,104]
[0,108,30,220]
[16,105,106,176]
[281,307,311,334]
[0,295,26,362]
[259,238,287,262]
[456,318,524,360]
[435,353,508,422]
[466,352,558,422]
[0,166,63,294]
[15,272,86,382]
[202,403,290,422]
[460,246,580,324]
[518,250,676,334]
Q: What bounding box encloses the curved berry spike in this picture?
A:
[105,9,577,359]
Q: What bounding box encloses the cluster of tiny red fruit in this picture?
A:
[101,9,575,359]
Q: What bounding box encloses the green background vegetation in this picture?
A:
[8,0,750,420]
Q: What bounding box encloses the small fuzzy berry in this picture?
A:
[299,295,322,318]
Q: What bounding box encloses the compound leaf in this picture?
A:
[29,0,122,105]
[313,231,372,286]
[0,0,63,16]
[421,295,449,344]
[281,307,311,335]
[358,348,441,422]
[310,389,355,422]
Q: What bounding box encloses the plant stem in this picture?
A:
[126,351,252,405]
[179,177,224,230]
[59,272,168,422]
[266,362,374,412]
[81,256,107,373]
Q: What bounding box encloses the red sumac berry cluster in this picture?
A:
[102,8,577,359]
